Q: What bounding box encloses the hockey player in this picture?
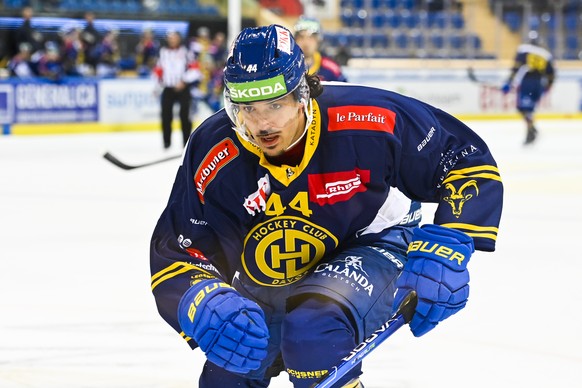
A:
[501,30,555,145]
[293,16,347,82]
[150,25,503,387]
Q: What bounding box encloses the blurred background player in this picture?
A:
[501,30,555,145]
[153,30,200,149]
[293,16,347,82]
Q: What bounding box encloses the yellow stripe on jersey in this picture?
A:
[151,261,213,291]
[443,165,502,183]
[180,331,192,342]
[440,222,498,241]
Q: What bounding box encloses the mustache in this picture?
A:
[257,129,278,137]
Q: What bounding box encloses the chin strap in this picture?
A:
[284,98,313,152]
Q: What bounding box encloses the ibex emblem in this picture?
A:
[442,180,479,218]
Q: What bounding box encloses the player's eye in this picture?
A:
[242,105,254,113]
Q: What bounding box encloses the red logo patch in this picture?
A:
[328,106,396,133]
[194,138,239,203]
[185,247,208,261]
[308,169,370,205]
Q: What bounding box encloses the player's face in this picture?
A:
[294,32,318,58]
[238,94,305,157]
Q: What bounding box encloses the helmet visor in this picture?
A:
[224,75,310,144]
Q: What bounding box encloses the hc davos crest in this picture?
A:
[314,256,375,296]
[442,179,479,218]
[242,216,338,287]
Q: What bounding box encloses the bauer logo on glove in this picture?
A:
[407,240,467,267]
[393,224,475,337]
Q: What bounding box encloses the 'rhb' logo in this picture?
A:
[194,138,239,203]
[328,105,396,133]
[308,169,370,205]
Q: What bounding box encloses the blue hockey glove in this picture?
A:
[501,83,511,94]
[178,279,269,374]
[393,224,474,337]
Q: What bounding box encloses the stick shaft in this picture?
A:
[103,152,181,170]
[312,291,417,388]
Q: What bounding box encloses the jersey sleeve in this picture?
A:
[149,136,226,348]
[392,99,503,252]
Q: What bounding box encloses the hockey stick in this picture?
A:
[311,291,417,388]
[466,67,501,89]
[102,152,181,170]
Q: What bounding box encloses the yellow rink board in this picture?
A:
[8,113,582,135]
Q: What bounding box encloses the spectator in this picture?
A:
[37,41,64,81]
[204,31,228,112]
[80,12,101,75]
[8,42,36,78]
[188,26,212,117]
[94,27,120,78]
[59,23,83,77]
[135,27,159,77]
[11,6,43,58]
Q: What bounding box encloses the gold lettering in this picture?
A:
[435,246,453,258]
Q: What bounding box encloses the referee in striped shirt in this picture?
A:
[154,30,201,149]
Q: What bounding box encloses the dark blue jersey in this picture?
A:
[150,82,503,338]
[512,43,555,84]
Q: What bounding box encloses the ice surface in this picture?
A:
[1,119,581,387]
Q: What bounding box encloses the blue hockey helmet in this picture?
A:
[223,25,312,145]
[224,24,307,104]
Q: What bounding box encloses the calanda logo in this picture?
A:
[242,216,338,287]
[227,75,288,102]
[314,256,375,296]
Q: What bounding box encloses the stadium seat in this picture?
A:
[451,13,465,29]
[385,0,398,9]
[429,32,444,49]
[399,0,416,10]
[340,9,357,27]
[401,10,420,29]
[449,33,465,50]
[565,13,579,30]
[528,14,541,31]
[392,31,409,50]
[371,0,384,9]
[371,11,387,28]
[348,32,366,48]
[409,30,425,49]
[466,34,482,51]
[354,10,369,28]
[566,34,579,51]
[428,12,447,29]
[503,11,521,32]
[4,0,25,8]
[370,32,390,49]
[547,34,557,52]
[385,10,402,29]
